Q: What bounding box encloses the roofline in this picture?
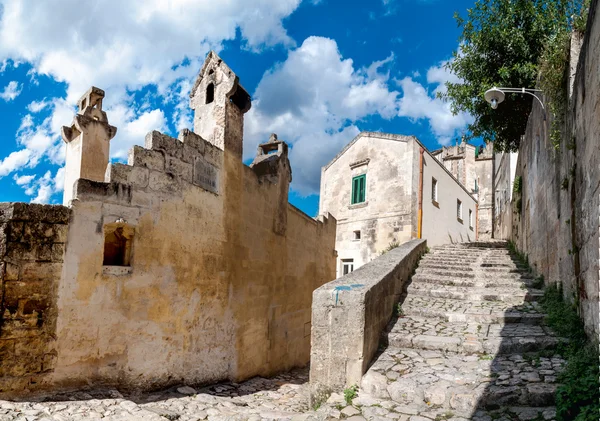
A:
[322,131,414,172]
[413,137,478,203]
[321,130,479,203]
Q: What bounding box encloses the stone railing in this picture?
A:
[309,239,427,404]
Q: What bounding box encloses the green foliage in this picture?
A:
[507,240,529,267]
[396,304,405,317]
[380,240,400,255]
[343,384,359,405]
[539,29,571,149]
[561,177,569,190]
[513,176,522,195]
[540,286,599,420]
[443,0,587,151]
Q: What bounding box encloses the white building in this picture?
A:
[319,132,479,277]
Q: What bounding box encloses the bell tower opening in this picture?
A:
[206,83,214,104]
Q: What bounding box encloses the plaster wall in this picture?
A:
[41,129,336,393]
[421,148,478,246]
[319,133,416,277]
[494,152,518,240]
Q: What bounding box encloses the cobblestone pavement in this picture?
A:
[0,369,313,421]
[0,242,566,421]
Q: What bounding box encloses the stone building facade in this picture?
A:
[431,140,494,240]
[493,151,518,240]
[319,132,477,277]
[0,52,337,396]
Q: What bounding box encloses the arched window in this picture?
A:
[206,83,215,104]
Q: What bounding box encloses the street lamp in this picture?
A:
[484,87,546,120]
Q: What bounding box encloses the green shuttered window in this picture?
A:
[351,174,366,204]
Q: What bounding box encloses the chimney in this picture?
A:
[61,87,117,205]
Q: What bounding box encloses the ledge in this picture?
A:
[309,239,427,405]
[103,266,133,276]
[348,201,368,210]
[349,158,370,169]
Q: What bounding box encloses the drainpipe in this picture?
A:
[476,202,479,241]
[418,147,424,239]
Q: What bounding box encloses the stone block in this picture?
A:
[179,129,206,157]
[4,262,19,281]
[20,262,62,282]
[8,203,70,224]
[107,164,149,189]
[166,156,193,182]
[75,179,133,204]
[128,145,165,171]
[8,222,24,242]
[145,131,183,159]
[149,171,180,193]
[309,239,427,402]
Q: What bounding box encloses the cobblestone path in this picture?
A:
[0,242,565,421]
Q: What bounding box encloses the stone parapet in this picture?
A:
[309,239,427,404]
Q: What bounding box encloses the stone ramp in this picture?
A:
[354,242,564,420]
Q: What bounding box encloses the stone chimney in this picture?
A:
[61,87,117,206]
[189,51,251,159]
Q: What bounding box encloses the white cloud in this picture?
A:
[245,36,399,195]
[12,167,65,204]
[396,61,472,145]
[13,173,35,186]
[0,149,32,177]
[0,80,22,101]
[0,0,305,191]
[27,99,50,113]
[109,107,168,159]
[0,0,302,103]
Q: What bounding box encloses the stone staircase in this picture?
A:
[358,242,565,421]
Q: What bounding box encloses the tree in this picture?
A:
[441,0,584,151]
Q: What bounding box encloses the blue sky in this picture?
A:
[0,0,478,216]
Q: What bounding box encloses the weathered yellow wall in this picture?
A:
[44,129,335,392]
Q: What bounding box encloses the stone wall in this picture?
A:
[0,203,70,394]
[512,1,599,337]
[26,128,336,396]
[309,239,427,405]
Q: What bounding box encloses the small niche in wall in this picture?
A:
[353,230,361,241]
[103,222,134,268]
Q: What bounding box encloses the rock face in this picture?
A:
[359,242,565,420]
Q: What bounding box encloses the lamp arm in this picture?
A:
[496,87,547,120]
[496,87,545,111]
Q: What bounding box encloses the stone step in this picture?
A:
[421,255,522,265]
[411,274,538,289]
[360,348,564,414]
[415,267,534,280]
[428,252,514,260]
[401,296,545,324]
[418,262,531,275]
[384,316,562,355]
[406,283,543,303]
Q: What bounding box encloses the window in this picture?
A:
[457,199,463,221]
[351,174,366,204]
[474,179,479,193]
[432,178,438,202]
[469,209,473,229]
[206,83,215,104]
[103,223,134,266]
[353,230,361,241]
[341,259,354,276]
